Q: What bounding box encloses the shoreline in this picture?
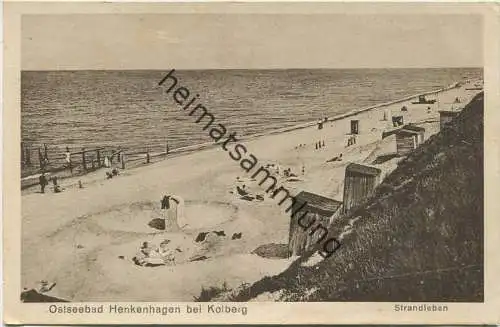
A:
[124,80,465,159]
[19,80,468,189]
[161,82,461,154]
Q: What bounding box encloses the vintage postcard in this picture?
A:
[3,1,500,325]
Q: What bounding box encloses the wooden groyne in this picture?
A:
[20,142,172,190]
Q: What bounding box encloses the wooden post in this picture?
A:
[82,148,87,171]
[117,150,121,162]
[25,144,31,166]
[91,158,95,169]
[96,149,101,167]
[21,142,25,167]
[38,147,44,167]
[121,152,126,169]
[146,148,150,164]
[43,143,49,162]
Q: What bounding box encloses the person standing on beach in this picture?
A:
[52,176,63,193]
[159,195,170,230]
[104,156,111,168]
[64,147,73,174]
[39,173,48,193]
[38,148,46,171]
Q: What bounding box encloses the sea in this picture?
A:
[21,68,482,159]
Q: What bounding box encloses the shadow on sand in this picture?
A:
[148,218,166,230]
[371,153,399,165]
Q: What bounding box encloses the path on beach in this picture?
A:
[21,82,482,301]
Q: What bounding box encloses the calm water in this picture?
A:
[21,68,482,157]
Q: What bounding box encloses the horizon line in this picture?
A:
[21,66,484,72]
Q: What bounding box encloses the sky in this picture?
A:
[22,14,483,70]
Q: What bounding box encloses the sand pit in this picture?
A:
[89,200,238,234]
[182,201,238,230]
[89,201,164,234]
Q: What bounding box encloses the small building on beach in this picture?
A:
[392,115,404,127]
[383,109,391,121]
[350,120,360,134]
[342,163,382,214]
[402,124,426,145]
[289,191,343,257]
[439,110,461,130]
[395,129,420,156]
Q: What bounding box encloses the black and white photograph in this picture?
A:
[3,2,498,325]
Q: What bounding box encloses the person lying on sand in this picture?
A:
[132,241,177,267]
[140,242,152,256]
[236,185,257,201]
[133,242,154,266]
[327,153,343,163]
[236,185,249,196]
[38,280,56,293]
[283,168,298,178]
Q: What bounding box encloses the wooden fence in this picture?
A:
[20,142,171,190]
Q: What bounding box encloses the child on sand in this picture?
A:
[39,173,48,193]
[64,147,73,173]
[52,176,63,193]
[159,195,170,230]
[104,156,111,168]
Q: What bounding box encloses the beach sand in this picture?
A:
[21,81,482,301]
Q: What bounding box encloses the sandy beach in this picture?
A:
[21,80,482,301]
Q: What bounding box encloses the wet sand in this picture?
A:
[21,81,482,301]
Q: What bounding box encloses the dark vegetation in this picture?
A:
[225,92,484,302]
[194,282,231,302]
[21,289,69,302]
